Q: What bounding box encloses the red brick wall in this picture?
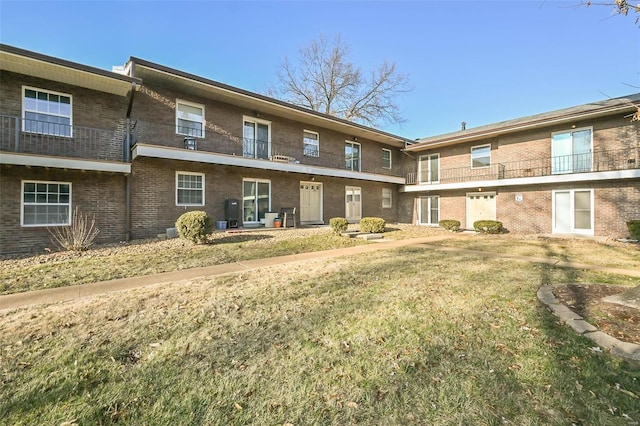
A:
[0,165,127,255]
[130,158,398,238]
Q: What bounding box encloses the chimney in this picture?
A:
[461,121,467,130]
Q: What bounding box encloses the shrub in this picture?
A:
[473,220,503,234]
[627,220,640,240]
[175,211,213,243]
[48,206,100,251]
[359,217,386,233]
[439,219,461,232]
[329,217,349,235]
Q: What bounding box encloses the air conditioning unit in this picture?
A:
[184,137,197,150]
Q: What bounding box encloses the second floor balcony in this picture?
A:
[405,147,640,187]
[0,115,129,171]
[130,119,405,183]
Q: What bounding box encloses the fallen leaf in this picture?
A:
[347,401,358,409]
[234,403,243,411]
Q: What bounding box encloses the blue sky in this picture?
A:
[1,1,638,139]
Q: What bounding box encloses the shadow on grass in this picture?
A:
[207,233,273,245]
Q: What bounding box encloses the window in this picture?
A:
[243,179,271,223]
[22,181,71,226]
[176,100,204,137]
[418,196,439,225]
[303,130,319,157]
[418,154,439,183]
[553,189,593,235]
[23,87,72,137]
[345,142,361,171]
[551,128,592,174]
[382,148,392,169]
[176,172,204,206]
[382,188,392,208]
[471,144,491,168]
[243,117,271,159]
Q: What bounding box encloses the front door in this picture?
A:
[300,181,323,223]
[466,192,496,229]
[345,186,362,223]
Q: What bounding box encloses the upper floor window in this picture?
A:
[303,130,319,157]
[551,128,592,174]
[176,172,204,206]
[345,141,361,171]
[176,100,204,138]
[22,181,71,226]
[471,144,491,168]
[23,87,72,137]
[243,116,271,159]
[382,148,392,169]
[418,153,439,183]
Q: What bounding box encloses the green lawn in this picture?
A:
[1,245,639,425]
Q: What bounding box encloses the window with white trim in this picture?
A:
[345,142,361,171]
[551,128,592,174]
[418,195,439,225]
[23,87,72,137]
[176,172,205,206]
[303,130,319,157]
[418,154,439,183]
[243,116,271,159]
[176,100,205,138]
[471,144,491,168]
[382,188,392,208]
[553,189,593,235]
[382,148,392,169]
[22,181,71,226]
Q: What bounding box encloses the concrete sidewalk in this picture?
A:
[0,235,450,311]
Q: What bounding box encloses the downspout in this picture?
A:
[124,65,137,242]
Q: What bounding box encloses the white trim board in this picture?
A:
[0,152,131,173]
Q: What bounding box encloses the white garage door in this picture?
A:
[467,192,496,229]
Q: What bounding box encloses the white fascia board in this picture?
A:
[0,152,131,173]
[401,169,640,193]
[133,143,405,184]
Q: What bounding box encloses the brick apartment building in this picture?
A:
[0,44,638,255]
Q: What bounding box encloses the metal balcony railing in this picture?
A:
[130,119,404,177]
[405,148,640,185]
[0,115,128,162]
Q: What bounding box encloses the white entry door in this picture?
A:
[466,192,496,229]
[300,181,323,223]
[345,186,362,223]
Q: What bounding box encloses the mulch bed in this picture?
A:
[552,284,640,345]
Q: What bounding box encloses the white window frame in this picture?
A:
[552,188,594,235]
[303,130,319,157]
[242,178,271,223]
[551,127,593,174]
[21,180,72,227]
[243,116,272,159]
[418,195,440,226]
[382,148,392,169]
[471,144,491,169]
[382,188,392,208]
[22,86,73,137]
[345,141,361,172]
[176,172,205,206]
[176,99,205,138]
[418,153,440,183]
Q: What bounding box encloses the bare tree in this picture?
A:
[270,34,412,128]
[579,0,640,25]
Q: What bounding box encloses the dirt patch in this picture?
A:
[553,284,640,345]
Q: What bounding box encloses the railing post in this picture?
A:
[14,116,20,152]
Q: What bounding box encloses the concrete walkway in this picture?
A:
[2,235,639,361]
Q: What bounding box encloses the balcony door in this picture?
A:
[243,117,270,159]
[418,154,439,183]
[345,186,362,223]
[551,128,592,174]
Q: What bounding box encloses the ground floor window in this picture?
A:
[176,172,204,206]
[382,188,392,208]
[418,195,439,225]
[243,179,270,223]
[553,189,593,235]
[22,181,71,226]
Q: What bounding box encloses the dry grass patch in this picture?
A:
[2,248,639,425]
